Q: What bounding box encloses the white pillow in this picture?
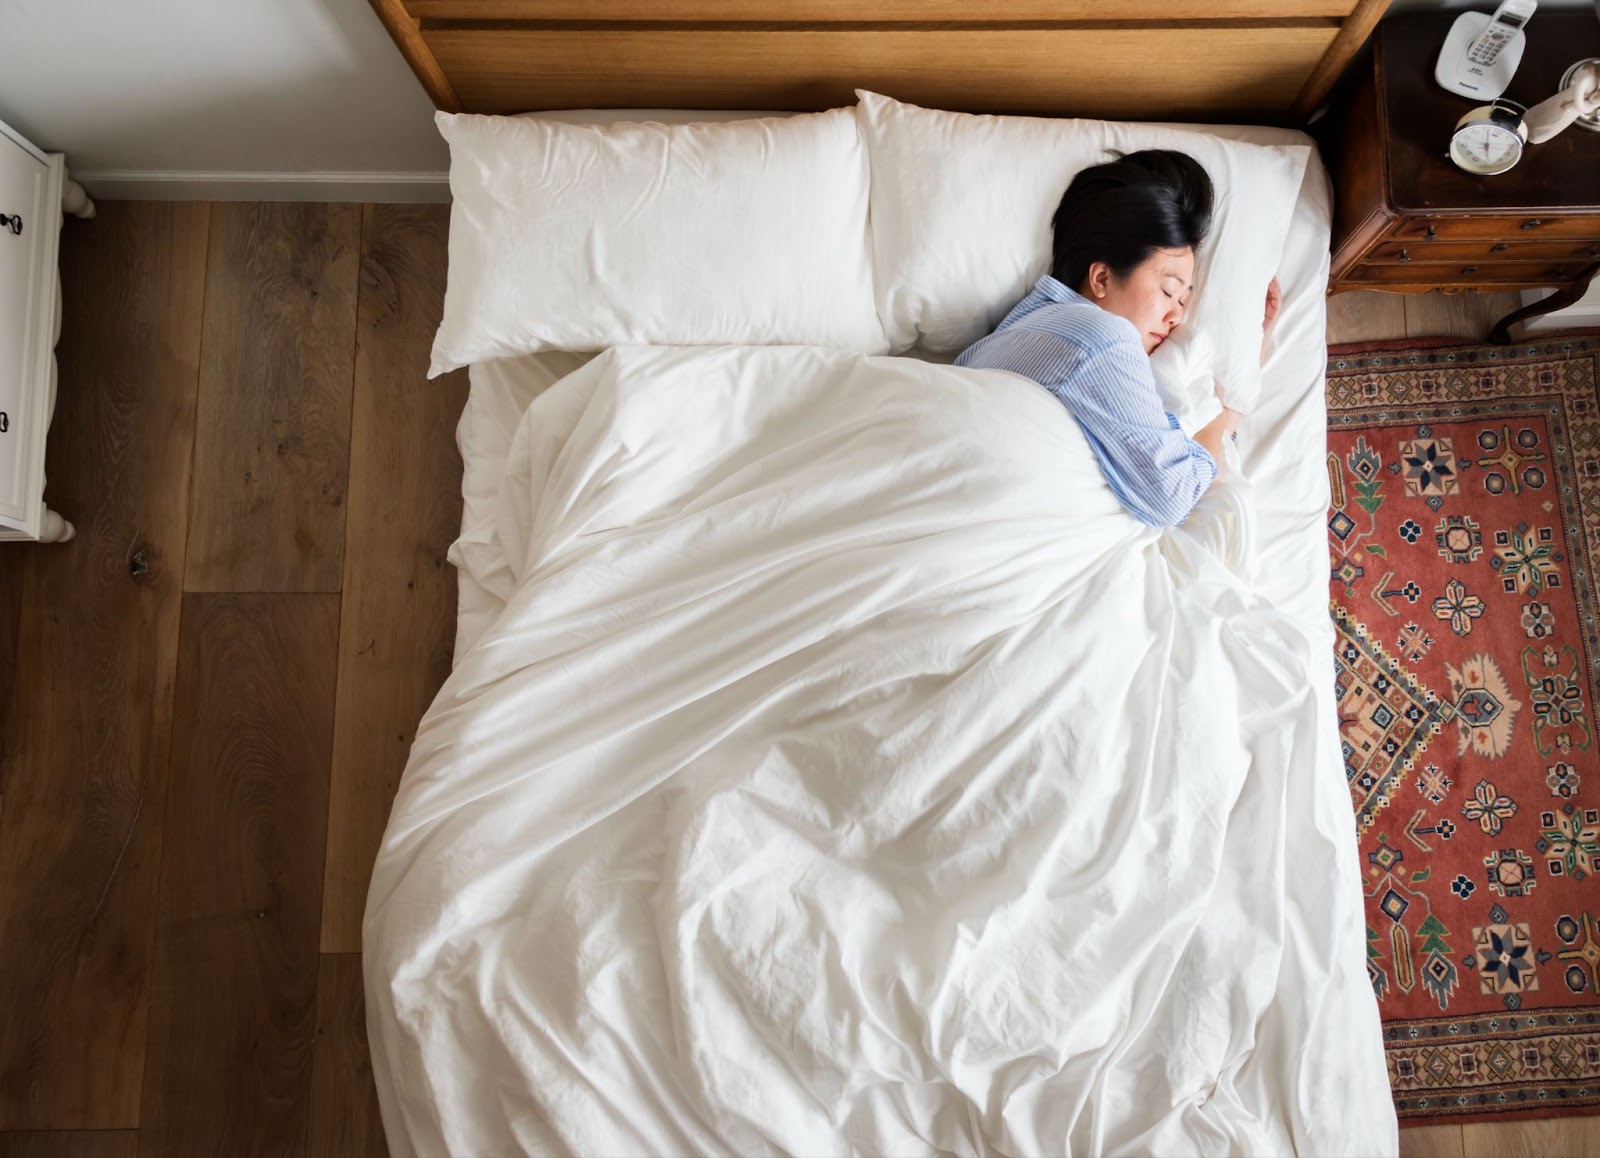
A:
[854,91,1311,413]
[1150,326,1223,436]
[430,109,886,376]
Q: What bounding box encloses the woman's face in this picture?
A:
[1080,247,1195,355]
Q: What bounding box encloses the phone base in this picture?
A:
[1434,11,1526,101]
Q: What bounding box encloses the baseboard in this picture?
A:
[72,169,450,203]
[1519,283,1600,333]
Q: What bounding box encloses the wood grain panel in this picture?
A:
[1461,1115,1600,1158]
[1291,0,1391,117]
[1398,1123,1465,1158]
[0,544,26,788]
[0,203,209,1130]
[1404,291,1523,342]
[1339,267,1598,298]
[305,954,387,1158]
[1389,217,1600,243]
[185,203,360,595]
[138,593,338,1157]
[1370,238,1600,264]
[1327,289,1408,344]
[0,1133,137,1158]
[1324,44,1396,285]
[423,25,1338,118]
[370,0,461,111]
[320,205,464,953]
[1327,290,1523,343]
[406,0,1359,19]
[1345,261,1593,289]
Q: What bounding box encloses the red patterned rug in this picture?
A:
[1327,333,1600,1127]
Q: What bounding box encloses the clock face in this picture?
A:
[1450,121,1523,174]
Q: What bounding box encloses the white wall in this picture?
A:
[0,0,448,201]
[0,0,1593,201]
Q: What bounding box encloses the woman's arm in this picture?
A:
[1192,405,1240,465]
[1055,344,1218,526]
[1261,277,1283,365]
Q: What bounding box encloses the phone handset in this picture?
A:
[1466,0,1538,66]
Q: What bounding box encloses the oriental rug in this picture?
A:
[1326,333,1600,1126]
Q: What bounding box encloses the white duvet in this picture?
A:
[365,344,1397,1157]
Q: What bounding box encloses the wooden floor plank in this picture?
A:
[137,593,339,1157]
[1399,1123,1465,1158]
[320,205,465,953]
[1461,1115,1600,1157]
[0,203,209,1130]
[184,203,360,595]
[1403,290,1521,342]
[0,1132,137,1158]
[306,954,387,1158]
[1327,289,1409,345]
[0,543,28,812]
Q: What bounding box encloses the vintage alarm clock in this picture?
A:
[1448,98,1529,175]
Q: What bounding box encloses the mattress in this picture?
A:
[374,130,1398,1156]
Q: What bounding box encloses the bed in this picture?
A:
[361,5,1401,1156]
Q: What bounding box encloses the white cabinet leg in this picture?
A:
[61,179,94,220]
[37,506,74,543]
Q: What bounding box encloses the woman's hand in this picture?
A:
[1261,277,1283,365]
[1194,402,1242,467]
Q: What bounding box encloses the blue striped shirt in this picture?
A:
[956,275,1216,527]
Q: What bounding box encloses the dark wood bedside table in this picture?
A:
[1324,10,1600,342]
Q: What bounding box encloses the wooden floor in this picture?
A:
[0,209,1593,1156]
[0,203,463,1157]
[1327,287,1523,349]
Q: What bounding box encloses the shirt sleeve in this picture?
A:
[1046,341,1218,527]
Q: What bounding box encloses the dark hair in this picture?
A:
[1049,150,1214,292]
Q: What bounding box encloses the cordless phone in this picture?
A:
[1435,0,1538,100]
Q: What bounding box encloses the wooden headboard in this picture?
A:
[369,0,1391,124]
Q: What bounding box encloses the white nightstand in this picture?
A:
[0,115,93,544]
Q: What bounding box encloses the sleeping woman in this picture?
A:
[956,150,1280,528]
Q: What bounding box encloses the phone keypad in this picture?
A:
[1468,26,1514,65]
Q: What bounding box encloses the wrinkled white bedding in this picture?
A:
[365,337,1397,1155]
